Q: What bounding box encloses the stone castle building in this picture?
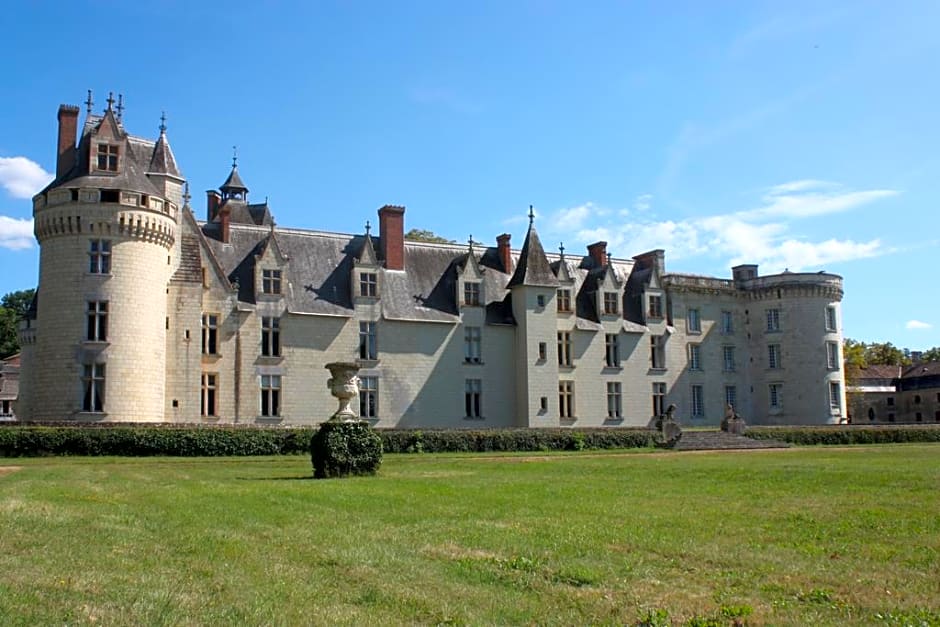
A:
[18,95,847,427]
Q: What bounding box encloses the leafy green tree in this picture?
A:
[404,229,455,244]
[0,288,35,359]
[865,341,910,366]
[919,347,940,362]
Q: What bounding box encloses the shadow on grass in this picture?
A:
[235,475,315,481]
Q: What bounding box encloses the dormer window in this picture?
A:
[603,292,619,315]
[96,143,119,172]
[262,269,282,295]
[359,272,377,297]
[557,289,572,313]
[464,281,481,306]
[648,295,663,319]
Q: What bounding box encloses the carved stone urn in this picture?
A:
[325,361,362,422]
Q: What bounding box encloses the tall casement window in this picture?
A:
[768,344,781,369]
[262,269,282,295]
[766,308,781,332]
[465,379,482,418]
[86,301,108,341]
[359,321,377,360]
[648,295,663,319]
[260,375,281,417]
[202,313,219,355]
[359,272,377,297]
[262,316,281,357]
[829,382,842,411]
[464,281,481,306]
[557,331,573,367]
[96,143,119,171]
[826,341,839,370]
[82,363,106,412]
[556,288,572,313]
[201,373,218,417]
[605,333,621,367]
[650,335,666,369]
[826,306,837,332]
[691,385,704,417]
[360,376,378,418]
[724,385,737,409]
[688,344,701,370]
[652,382,666,417]
[606,382,622,418]
[687,308,701,333]
[769,383,782,409]
[723,346,736,372]
[603,292,619,315]
[559,380,575,419]
[720,310,734,334]
[464,326,482,363]
[88,240,111,274]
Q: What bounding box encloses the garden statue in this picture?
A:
[721,404,747,435]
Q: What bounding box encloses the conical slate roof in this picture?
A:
[507,222,559,288]
[220,165,248,193]
[148,130,182,178]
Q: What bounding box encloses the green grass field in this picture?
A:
[1,445,938,626]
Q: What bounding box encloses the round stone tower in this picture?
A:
[23,95,184,421]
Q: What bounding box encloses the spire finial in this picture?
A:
[606,252,612,266]
[365,220,371,236]
[183,182,191,207]
[116,94,124,120]
[84,89,94,115]
[559,242,565,259]
[528,204,535,225]
[468,234,476,252]
[159,111,167,134]
[106,92,115,112]
[232,145,238,169]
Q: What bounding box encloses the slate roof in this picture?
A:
[220,166,248,193]
[506,223,559,288]
[148,130,182,179]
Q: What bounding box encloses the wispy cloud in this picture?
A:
[906,320,932,330]
[0,216,35,250]
[0,156,53,199]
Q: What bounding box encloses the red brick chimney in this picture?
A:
[206,190,221,221]
[219,206,231,244]
[378,205,405,271]
[496,233,512,273]
[587,241,608,268]
[56,105,80,179]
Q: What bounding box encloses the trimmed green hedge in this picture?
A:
[310,421,383,478]
[0,424,658,458]
[746,425,940,445]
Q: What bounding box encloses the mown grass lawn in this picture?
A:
[0,445,938,626]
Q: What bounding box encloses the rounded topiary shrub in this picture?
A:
[310,421,383,479]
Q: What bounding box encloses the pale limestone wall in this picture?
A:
[164,282,203,421]
[511,286,561,427]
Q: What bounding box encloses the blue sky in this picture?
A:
[1,1,937,348]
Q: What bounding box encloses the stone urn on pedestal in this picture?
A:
[325,361,363,422]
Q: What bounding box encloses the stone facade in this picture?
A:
[18,96,847,427]
[848,363,940,424]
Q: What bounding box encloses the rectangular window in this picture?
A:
[687,308,701,333]
[464,281,481,306]
[768,344,781,369]
[603,292,619,315]
[359,272,377,297]
[360,376,378,418]
[769,383,782,409]
[887,396,895,406]
[559,380,575,418]
[648,295,663,319]
[691,384,704,417]
[359,321,377,360]
[96,143,118,171]
[652,382,666,417]
[725,385,737,410]
[82,363,105,412]
[826,306,837,331]
[86,301,108,341]
[766,308,780,332]
[829,381,841,410]
[605,333,620,367]
[202,313,219,355]
[262,316,281,357]
[826,341,839,370]
[720,310,734,334]
[88,239,111,274]
[723,345,736,372]
[260,375,281,417]
[465,379,482,418]
[650,335,666,369]
[201,373,218,416]
[556,288,571,312]
[606,382,622,418]
[538,341,547,361]
[557,331,572,367]
[688,343,701,370]
[262,269,282,295]
[464,326,482,363]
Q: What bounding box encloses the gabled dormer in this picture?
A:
[553,243,575,315]
[596,263,623,319]
[89,102,125,176]
[255,227,289,302]
[632,250,666,325]
[457,237,485,309]
[353,224,381,302]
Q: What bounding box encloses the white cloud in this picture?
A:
[745,181,899,220]
[633,193,652,212]
[0,157,54,199]
[0,216,35,250]
[906,320,932,330]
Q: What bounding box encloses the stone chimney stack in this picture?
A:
[587,241,608,268]
[56,105,80,179]
[378,205,405,271]
[219,206,231,244]
[497,233,512,273]
[206,190,221,222]
[633,249,666,275]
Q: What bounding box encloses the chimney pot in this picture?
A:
[56,104,80,179]
[496,233,512,273]
[378,205,406,271]
[587,241,608,268]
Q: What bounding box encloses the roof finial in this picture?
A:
[106,92,115,112]
[559,242,565,259]
[528,204,535,225]
[159,111,167,134]
[365,220,371,236]
[468,234,476,252]
[116,94,124,120]
[232,145,238,169]
[606,252,612,266]
[183,182,191,207]
[84,89,94,115]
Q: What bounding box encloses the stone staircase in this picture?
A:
[668,430,790,451]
